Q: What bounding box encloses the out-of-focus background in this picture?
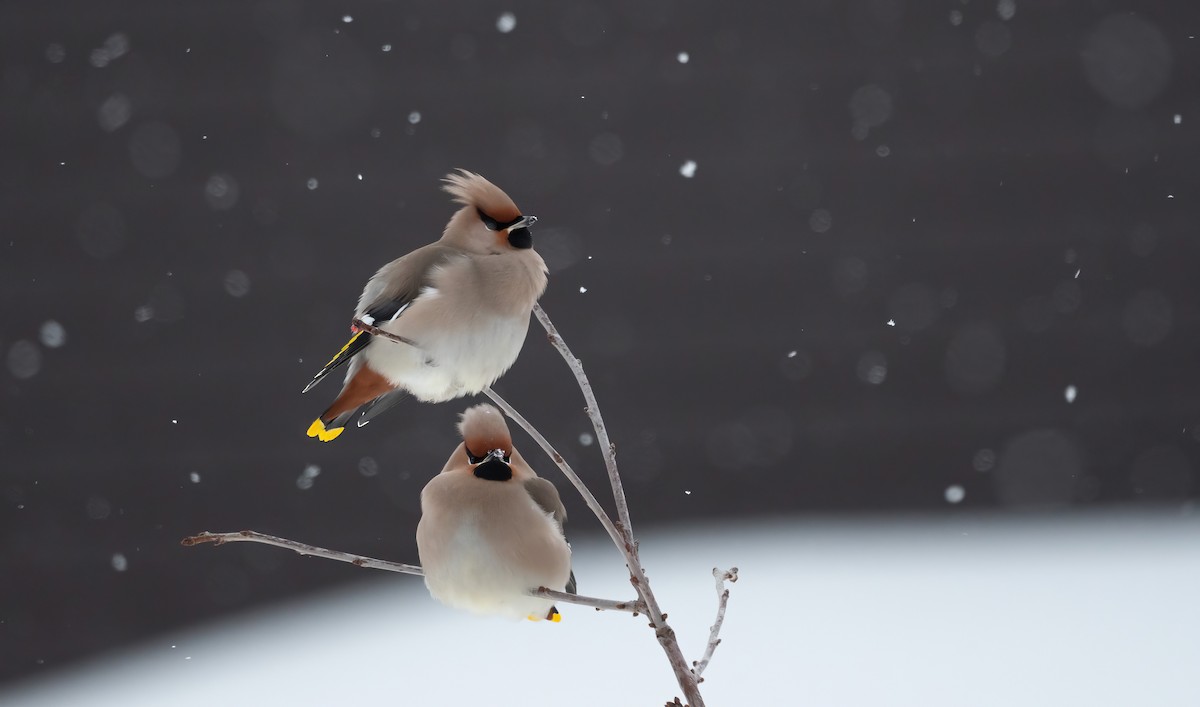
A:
[1,0,1198,702]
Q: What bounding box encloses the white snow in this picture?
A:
[496,12,516,33]
[679,160,697,178]
[1065,385,1077,403]
[3,515,1198,706]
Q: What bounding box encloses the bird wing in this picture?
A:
[524,477,567,526]
[301,245,460,394]
[524,477,576,595]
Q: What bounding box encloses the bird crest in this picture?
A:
[442,169,521,223]
[458,404,513,455]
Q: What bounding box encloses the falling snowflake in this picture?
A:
[39,320,67,348]
[296,464,321,490]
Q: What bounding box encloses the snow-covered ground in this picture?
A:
[5,512,1198,706]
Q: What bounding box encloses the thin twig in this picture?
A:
[529,304,706,707]
[481,387,625,552]
[532,304,634,539]
[181,531,646,614]
[182,530,422,574]
[351,318,421,348]
[692,567,738,681]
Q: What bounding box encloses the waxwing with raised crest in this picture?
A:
[303,171,547,441]
[416,404,575,621]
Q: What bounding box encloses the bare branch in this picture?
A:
[181,531,645,614]
[191,304,724,706]
[532,586,646,614]
[692,567,739,680]
[532,304,634,539]
[529,304,706,707]
[181,530,422,575]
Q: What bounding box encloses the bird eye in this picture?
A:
[465,447,486,464]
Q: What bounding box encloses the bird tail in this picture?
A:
[303,330,371,394]
[307,365,396,442]
[307,410,355,442]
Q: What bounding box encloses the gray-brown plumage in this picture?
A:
[416,404,574,621]
[304,171,547,441]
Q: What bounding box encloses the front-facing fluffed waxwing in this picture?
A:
[416,404,575,621]
[303,170,548,441]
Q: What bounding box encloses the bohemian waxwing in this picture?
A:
[416,404,575,621]
[303,170,547,441]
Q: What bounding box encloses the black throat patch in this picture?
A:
[473,457,513,482]
[507,227,533,249]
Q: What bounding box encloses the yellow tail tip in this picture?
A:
[550,612,562,623]
[307,419,344,442]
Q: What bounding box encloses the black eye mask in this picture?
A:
[477,208,525,232]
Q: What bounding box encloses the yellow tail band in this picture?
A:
[307,419,344,442]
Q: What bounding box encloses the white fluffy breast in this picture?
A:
[359,252,542,402]
[416,475,572,620]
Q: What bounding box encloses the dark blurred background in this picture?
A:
[2,0,1198,688]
